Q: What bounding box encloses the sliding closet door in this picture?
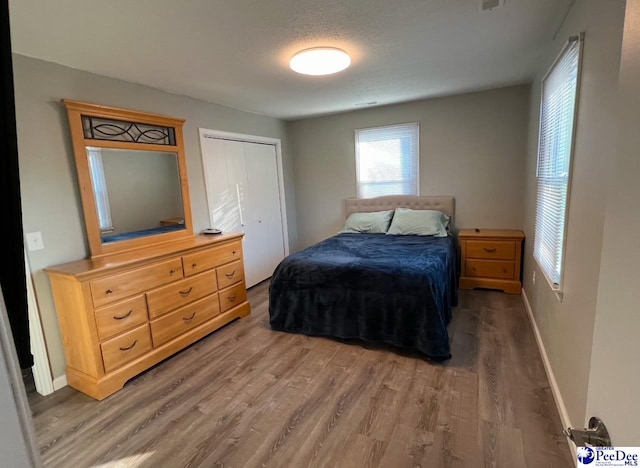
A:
[200,137,248,233]
[243,142,285,287]
[201,136,285,288]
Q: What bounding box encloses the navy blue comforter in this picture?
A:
[268,233,458,359]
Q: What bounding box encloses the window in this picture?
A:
[534,35,583,294]
[86,147,114,233]
[355,122,419,198]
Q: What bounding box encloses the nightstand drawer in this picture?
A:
[466,240,515,260]
[465,259,514,279]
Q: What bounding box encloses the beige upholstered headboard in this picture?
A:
[344,195,455,227]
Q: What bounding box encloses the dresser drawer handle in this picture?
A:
[119,340,138,351]
[192,262,197,268]
[113,310,133,320]
[183,312,196,323]
[105,288,114,295]
[232,250,237,255]
[179,287,193,297]
[483,248,497,253]
[225,271,236,279]
[472,267,476,271]
[170,269,177,275]
[227,295,237,302]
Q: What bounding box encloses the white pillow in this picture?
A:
[339,210,394,234]
[386,208,450,237]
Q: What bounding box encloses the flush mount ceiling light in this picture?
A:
[289,47,351,76]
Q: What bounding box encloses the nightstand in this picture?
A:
[458,229,525,294]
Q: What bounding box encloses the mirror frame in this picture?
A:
[62,99,194,258]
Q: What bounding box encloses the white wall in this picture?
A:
[13,54,297,381]
[586,0,640,445]
[288,85,530,249]
[522,0,625,428]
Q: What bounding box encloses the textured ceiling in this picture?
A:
[8,0,572,120]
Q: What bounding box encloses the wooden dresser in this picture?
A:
[458,229,525,295]
[45,233,250,400]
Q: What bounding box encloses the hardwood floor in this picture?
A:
[28,281,573,468]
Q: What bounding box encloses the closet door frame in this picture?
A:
[198,128,289,257]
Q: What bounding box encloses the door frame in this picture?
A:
[198,128,290,257]
[24,250,56,396]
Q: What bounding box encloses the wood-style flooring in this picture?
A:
[28,281,574,468]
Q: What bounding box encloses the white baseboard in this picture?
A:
[521,288,577,464]
[52,375,67,391]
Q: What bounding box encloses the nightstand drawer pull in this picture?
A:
[113,310,133,320]
[227,295,237,302]
[105,288,114,294]
[192,262,197,268]
[119,340,138,351]
[465,240,515,260]
[225,271,236,279]
[170,269,177,275]
[183,312,196,323]
[179,287,193,297]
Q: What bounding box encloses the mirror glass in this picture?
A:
[85,147,185,244]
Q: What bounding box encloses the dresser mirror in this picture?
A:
[63,99,194,258]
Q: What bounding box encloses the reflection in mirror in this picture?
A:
[85,147,185,244]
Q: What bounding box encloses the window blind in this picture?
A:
[534,36,582,291]
[87,148,114,232]
[355,122,419,198]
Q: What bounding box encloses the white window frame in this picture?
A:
[533,33,584,299]
[354,122,420,198]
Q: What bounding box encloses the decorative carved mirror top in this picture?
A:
[62,99,194,258]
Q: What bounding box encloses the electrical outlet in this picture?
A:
[532,270,536,285]
[25,231,45,251]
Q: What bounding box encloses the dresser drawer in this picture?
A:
[90,258,183,308]
[216,260,244,290]
[465,259,514,280]
[219,282,248,313]
[150,295,220,347]
[465,240,515,260]
[94,295,148,341]
[146,270,217,319]
[182,241,242,277]
[101,324,152,373]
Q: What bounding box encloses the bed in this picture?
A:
[268,195,459,360]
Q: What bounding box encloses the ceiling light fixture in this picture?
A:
[289,47,351,76]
